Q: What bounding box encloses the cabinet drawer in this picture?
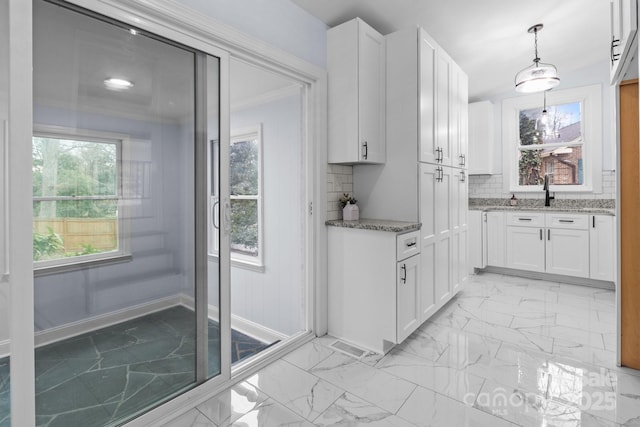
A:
[545,213,588,229]
[506,212,545,227]
[397,230,420,261]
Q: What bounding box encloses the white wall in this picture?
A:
[175,0,327,69]
[221,91,305,337]
[469,60,615,202]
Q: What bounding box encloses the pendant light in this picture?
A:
[515,24,560,93]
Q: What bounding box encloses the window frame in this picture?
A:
[502,84,602,193]
[209,124,264,271]
[32,126,131,273]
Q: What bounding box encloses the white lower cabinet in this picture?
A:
[397,254,420,343]
[328,226,421,354]
[486,211,506,267]
[590,215,616,281]
[506,225,546,272]
[484,211,615,282]
[546,228,590,278]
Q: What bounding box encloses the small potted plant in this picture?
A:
[339,193,359,221]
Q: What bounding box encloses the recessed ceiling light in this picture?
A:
[104,78,134,91]
[129,29,138,36]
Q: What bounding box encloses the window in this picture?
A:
[502,84,602,193]
[210,124,263,269]
[32,130,126,268]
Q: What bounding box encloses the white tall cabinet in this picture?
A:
[383,26,468,317]
[338,22,469,352]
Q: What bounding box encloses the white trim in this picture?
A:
[231,84,302,112]
[179,294,287,345]
[502,84,603,193]
[210,304,287,345]
[8,0,36,425]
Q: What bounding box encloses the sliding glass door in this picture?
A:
[0,1,10,424]
[32,1,221,425]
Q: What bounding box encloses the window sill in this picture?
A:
[34,254,132,277]
[208,254,265,273]
[508,186,594,193]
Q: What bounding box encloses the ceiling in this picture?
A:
[291,0,613,101]
[33,0,298,123]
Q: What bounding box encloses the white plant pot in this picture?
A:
[342,203,359,221]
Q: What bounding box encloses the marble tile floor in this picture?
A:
[163,272,640,427]
[0,306,275,427]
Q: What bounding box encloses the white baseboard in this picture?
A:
[180,295,287,344]
[0,295,182,359]
[34,295,183,348]
[0,293,288,359]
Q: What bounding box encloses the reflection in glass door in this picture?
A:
[31,1,220,425]
[226,59,307,367]
[0,0,10,424]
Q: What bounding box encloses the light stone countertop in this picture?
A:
[325,218,421,233]
[469,205,615,215]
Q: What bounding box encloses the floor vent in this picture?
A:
[328,339,368,359]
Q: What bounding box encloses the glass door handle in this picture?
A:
[212,200,219,230]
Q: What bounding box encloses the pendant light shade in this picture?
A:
[515,24,560,93]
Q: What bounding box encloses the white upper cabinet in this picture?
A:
[468,101,495,175]
[610,0,638,83]
[328,18,386,164]
[419,30,437,164]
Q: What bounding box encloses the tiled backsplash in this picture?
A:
[469,171,616,202]
[326,167,616,219]
[327,164,353,220]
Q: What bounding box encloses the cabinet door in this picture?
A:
[450,64,468,169]
[469,211,486,269]
[419,163,437,320]
[358,22,386,163]
[468,101,495,175]
[486,211,506,267]
[506,226,545,272]
[435,167,452,305]
[546,228,590,278]
[435,51,451,166]
[397,255,420,343]
[610,0,638,83]
[458,70,469,170]
[590,215,616,281]
[452,226,468,295]
[419,29,437,164]
[327,18,385,164]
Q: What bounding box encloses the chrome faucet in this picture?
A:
[543,174,554,207]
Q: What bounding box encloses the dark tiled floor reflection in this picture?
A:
[0,358,9,427]
[0,305,274,427]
